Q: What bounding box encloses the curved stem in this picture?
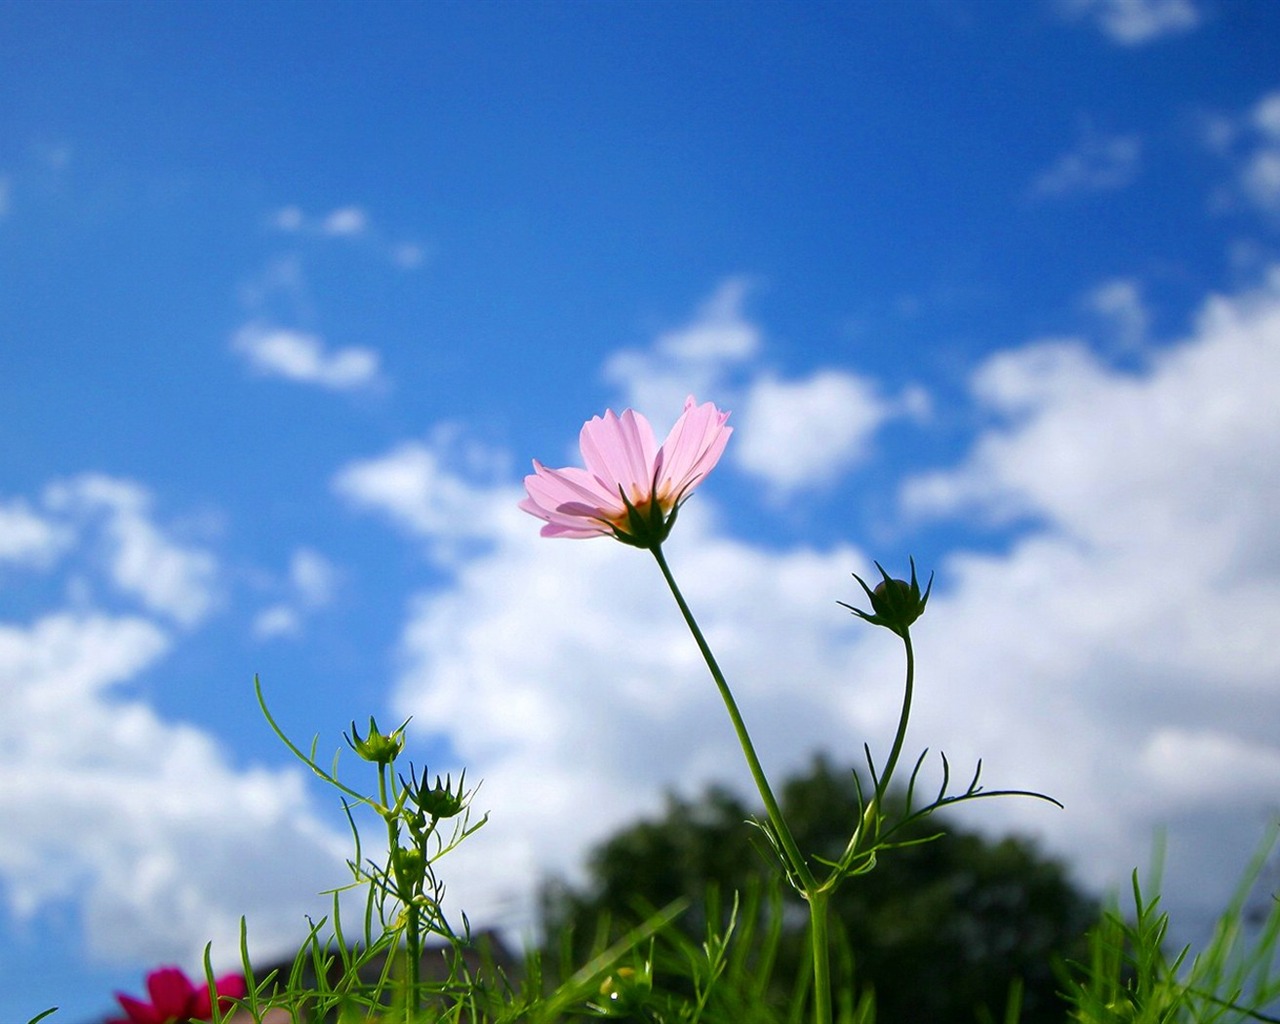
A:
[823,629,915,889]
[874,630,915,803]
[651,544,831,1024]
[648,547,817,892]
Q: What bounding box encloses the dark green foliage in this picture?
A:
[540,755,1096,1024]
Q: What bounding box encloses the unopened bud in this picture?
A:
[347,717,405,765]
[840,557,933,637]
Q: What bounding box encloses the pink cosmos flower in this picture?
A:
[520,395,731,548]
[108,966,247,1024]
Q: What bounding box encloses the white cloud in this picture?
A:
[1030,127,1141,198]
[1085,277,1149,349]
[269,204,370,238]
[266,204,423,269]
[252,604,302,641]
[1203,91,1280,219]
[604,277,761,420]
[602,281,927,496]
[733,371,920,494]
[334,264,1280,944]
[322,205,368,237]
[231,323,382,391]
[290,548,336,607]
[333,431,522,564]
[252,548,339,641]
[1138,728,1280,805]
[0,612,344,966]
[43,475,219,627]
[894,265,1280,900]
[0,476,348,969]
[1060,0,1200,46]
[0,498,70,567]
[902,268,1280,558]
[1238,92,1280,216]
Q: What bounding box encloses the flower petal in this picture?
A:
[539,519,612,538]
[522,463,623,518]
[146,967,197,1018]
[519,464,621,537]
[578,408,659,503]
[192,973,247,1018]
[656,396,732,500]
[112,995,164,1024]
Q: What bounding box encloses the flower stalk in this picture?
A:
[522,399,1057,1024]
[652,541,835,1024]
[650,545,815,894]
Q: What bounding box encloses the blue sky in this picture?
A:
[4,0,1280,1019]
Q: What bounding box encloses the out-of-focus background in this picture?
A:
[3,0,1280,1019]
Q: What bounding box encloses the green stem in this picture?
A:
[825,629,915,888]
[379,765,421,1018]
[808,889,833,1024]
[650,545,815,892]
[652,544,831,1024]
[874,630,915,803]
[405,911,421,1022]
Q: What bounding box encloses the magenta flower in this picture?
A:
[520,395,731,548]
[108,966,247,1024]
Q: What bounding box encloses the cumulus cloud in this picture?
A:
[42,475,219,628]
[1030,126,1142,198]
[733,371,926,494]
[895,265,1280,903]
[902,269,1280,557]
[603,280,926,496]
[0,476,346,967]
[231,323,383,392]
[337,427,527,563]
[331,265,1280,943]
[0,612,345,965]
[604,277,761,419]
[1060,0,1201,45]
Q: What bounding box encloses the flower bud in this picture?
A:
[840,557,933,637]
[347,716,405,765]
[402,766,469,820]
[419,782,466,820]
[392,846,426,890]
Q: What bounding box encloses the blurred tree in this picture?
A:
[540,754,1096,1024]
